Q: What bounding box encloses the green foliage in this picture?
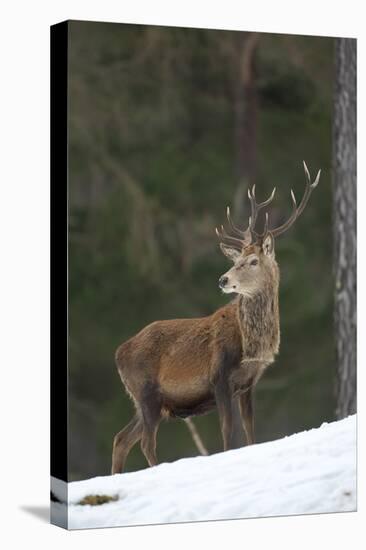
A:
[67,21,335,480]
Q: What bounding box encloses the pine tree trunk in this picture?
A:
[333,38,357,419]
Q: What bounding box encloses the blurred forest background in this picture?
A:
[67,21,335,481]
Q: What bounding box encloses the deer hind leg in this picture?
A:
[111,414,143,474]
[140,383,162,467]
[215,376,234,451]
[238,385,255,445]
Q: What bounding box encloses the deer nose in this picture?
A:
[219,275,228,288]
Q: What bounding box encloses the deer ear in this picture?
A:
[262,233,275,257]
[220,243,241,262]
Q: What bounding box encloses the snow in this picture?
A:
[57,415,356,530]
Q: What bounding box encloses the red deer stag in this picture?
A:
[112,161,321,473]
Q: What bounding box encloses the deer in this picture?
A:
[111,161,321,474]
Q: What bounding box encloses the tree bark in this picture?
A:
[333,38,357,419]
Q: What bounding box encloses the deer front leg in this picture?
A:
[238,386,255,445]
[236,360,264,445]
[215,375,234,451]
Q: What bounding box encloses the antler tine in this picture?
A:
[247,186,256,232]
[248,187,276,238]
[215,226,244,249]
[226,206,246,238]
[303,160,311,184]
[251,187,276,224]
[270,163,321,239]
[296,162,321,218]
[270,189,298,238]
[259,187,276,209]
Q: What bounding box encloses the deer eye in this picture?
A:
[250,258,259,266]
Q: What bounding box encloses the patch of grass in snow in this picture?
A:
[78,494,119,506]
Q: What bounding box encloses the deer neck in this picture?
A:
[237,278,280,363]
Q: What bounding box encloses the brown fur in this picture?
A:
[111,241,280,474]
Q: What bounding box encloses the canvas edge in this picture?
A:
[50,20,69,529]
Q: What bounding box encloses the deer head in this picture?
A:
[216,161,321,296]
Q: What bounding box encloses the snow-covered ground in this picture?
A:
[53,415,357,530]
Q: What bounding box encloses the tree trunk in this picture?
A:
[333,38,357,419]
[228,33,260,447]
[233,32,259,222]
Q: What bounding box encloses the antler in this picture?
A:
[215,223,247,249]
[216,161,320,249]
[248,186,276,241]
[216,187,276,249]
[226,206,247,238]
[270,161,321,238]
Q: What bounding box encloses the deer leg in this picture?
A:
[215,377,234,451]
[111,414,143,474]
[239,385,255,445]
[140,383,162,467]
